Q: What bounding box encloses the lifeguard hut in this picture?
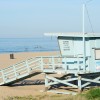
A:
[43,32,100,94]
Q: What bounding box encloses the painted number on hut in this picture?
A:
[63,41,70,51]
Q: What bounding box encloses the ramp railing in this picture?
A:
[0,56,89,85]
[0,57,41,85]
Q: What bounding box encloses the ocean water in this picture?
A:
[0,37,59,53]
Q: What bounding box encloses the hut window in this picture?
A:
[95,49,100,60]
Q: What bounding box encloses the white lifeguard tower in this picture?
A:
[42,2,100,94]
[43,32,100,94]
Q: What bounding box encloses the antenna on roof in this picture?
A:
[83,3,86,72]
[82,0,94,72]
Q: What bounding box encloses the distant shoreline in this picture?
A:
[0,38,59,53]
[0,50,59,54]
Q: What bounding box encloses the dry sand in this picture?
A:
[0,51,60,99]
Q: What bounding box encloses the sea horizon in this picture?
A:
[0,37,59,53]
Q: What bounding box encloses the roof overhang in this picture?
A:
[44,32,100,37]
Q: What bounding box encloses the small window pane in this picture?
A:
[95,49,100,60]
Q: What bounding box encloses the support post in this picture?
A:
[45,74,48,92]
[78,75,82,93]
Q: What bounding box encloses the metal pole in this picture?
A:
[83,4,86,72]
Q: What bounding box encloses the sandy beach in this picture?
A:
[0,51,60,99]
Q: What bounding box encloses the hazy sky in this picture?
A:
[0,0,100,38]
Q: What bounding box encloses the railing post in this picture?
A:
[77,55,80,72]
[52,57,55,71]
[26,60,30,74]
[1,70,5,83]
[64,57,67,72]
[49,57,52,64]
[13,65,17,78]
[41,57,43,71]
[88,57,90,72]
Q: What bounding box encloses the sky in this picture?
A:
[0,0,100,38]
